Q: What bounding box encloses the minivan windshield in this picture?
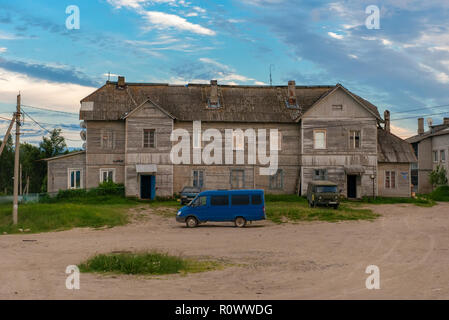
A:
[315,186,338,193]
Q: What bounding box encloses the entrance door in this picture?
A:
[141,175,156,200]
[347,175,357,198]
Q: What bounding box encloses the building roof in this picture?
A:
[406,125,449,144]
[79,81,381,123]
[377,128,417,163]
[42,151,85,162]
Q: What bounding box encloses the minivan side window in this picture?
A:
[252,194,262,205]
[231,194,250,205]
[211,195,229,206]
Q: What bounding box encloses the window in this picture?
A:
[441,150,446,162]
[332,104,343,111]
[143,129,156,148]
[193,170,204,189]
[230,169,245,189]
[433,151,438,163]
[252,194,262,205]
[100,169,115,183]
[192,196,207,207]
[68,169,82,189]
[349,130,361,149]
[232,131,244,151]
[385,171,396,189]
[231,194,250,205]
[211,195,229,206]
[314,169,328,181]
[313,130,326,149]
[101,130,114,149]
[269,169,283,190]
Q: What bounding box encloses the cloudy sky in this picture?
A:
[0,0,448,147]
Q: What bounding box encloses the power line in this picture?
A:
[21,110,79,142]
[390,103,449,115]
[20,104,79,116]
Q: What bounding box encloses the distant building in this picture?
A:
[406,118,449,193]
[45,77,416,198]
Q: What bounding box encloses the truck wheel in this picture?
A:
[186,216,198,228]
[235,217,247,228]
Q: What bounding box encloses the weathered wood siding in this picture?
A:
[378,163,411,197]
[172,121,301,194]
[47,153,86,193]
[125,101,174,197]
[85,120,125,188]
[300,88,378,197]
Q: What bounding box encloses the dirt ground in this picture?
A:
[1,202,449,300]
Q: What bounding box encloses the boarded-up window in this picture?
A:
[313,130,326,149]
[143,129,156,148]
[349,130,361,149]
[230,169,244,189]
[192,170,204,188]
[269,169,283,190]
[332,104,343,111]
[385,171,396,189]
[101,130,114,149]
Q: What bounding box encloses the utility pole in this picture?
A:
[13,93,21,225]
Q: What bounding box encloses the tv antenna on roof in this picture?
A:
[107,72,111,82]
[269,64,274,86]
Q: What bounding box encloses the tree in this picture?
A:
[0,135,14,195]
[40,128,67,158]
[429,165,448,188]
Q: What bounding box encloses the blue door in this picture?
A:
[141,175,156,200]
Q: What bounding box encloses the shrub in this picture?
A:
[429,165,448,188]
[428,185,449,202]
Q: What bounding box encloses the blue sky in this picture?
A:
[0,0,449,147]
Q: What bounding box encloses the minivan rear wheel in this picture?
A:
[235,217,247,228]
[186,216,199,228]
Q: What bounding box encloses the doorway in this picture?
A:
[347,175,357,198]
[140,175,156,200]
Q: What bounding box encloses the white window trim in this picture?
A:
[143,129,156,149]
[441,150,446,163]
[99,168,116,183]
[313,129,327,149]
[385,170,396,189]
[67,168,83,190]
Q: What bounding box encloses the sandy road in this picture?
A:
[1,202,449,300]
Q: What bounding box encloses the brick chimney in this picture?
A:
[117,76,125,87]
[209,80,219,106]
[287,80,296,105]
[384,110,390,132]
[418,117,424,135]
[444,117,449,125]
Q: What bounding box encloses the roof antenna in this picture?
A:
[269,64,274,86]
[107,72,111,82]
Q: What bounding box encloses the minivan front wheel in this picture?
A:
[186,216,199,228]
[234,217,247,228]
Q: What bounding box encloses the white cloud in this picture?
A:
[419,63,449,84]
[391,124,416,139]
[348,54,358,59]
[0,47,7,53]
[142,11,215,35]
[254,81,266,85]
[328,32,344,40]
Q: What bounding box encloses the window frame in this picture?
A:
[385,170,396,189]
[68,168,83,190]
[230,169,245,189]
[313,169,328,181]
[313,129,327,149]
[143,129,156,148]
[332,104,343,111]
[100,168,116,183]
[101,129,114,150]
[440,150,446,163]
[349,130,361,149]
[192,170,205,189]
[269,169,284,190]
[433,151,438,163]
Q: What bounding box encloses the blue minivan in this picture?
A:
[176,189,265,228]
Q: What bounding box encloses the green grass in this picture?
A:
[265,196,379,223]
[427,186,449,202]
[0,195,141,234]
[352,196,435,207]
[79,251,222,275]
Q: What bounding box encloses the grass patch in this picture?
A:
[265,196,379,223]
[353,196,435,207]
[79,251,222,275]
[427,186,449,202]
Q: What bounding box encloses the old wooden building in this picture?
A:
[45,77,416,198]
